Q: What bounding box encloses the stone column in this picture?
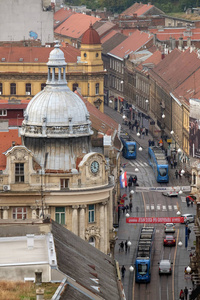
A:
[31,206,37,219]
[104,201,108,253]
[2,206,9,219]
[99,202,106,253]
[79,205,86,240]
[109,191,113,230]
[72,205,79,235]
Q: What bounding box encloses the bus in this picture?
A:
[135,227,155,283]
[148,146,169,183]
[120,133,137,159]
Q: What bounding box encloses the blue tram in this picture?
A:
[120,133,137,159]
[148,146,169,183]
[135,227,155,283]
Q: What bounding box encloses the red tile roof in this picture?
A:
[0,45,80,63]
[121,3,153,17]
[54,14,100,39]
[100,30,118,44]
[109,30,153,59]
[149,27,200,41]
[0,129,22,170]
[54,7,74,26]
[136,49,163,71]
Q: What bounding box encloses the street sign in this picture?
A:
[167,139,172,143]
[126,217,184,223]
[135,186,191,192]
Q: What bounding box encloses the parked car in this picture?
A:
[162,190,179,197]
[164,223,175,233]
[163,235,176,246]
[158,259,172,275]
[181,214,195,224]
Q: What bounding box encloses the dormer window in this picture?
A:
[15,163,24,183]
[84,53,87,58]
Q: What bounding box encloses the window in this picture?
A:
[84,53,87,57]
[55,207,65,224]
[25,83,31,95]
[15,163,24,183]
[0,109,7,116]
[10,83,16,95]
[88,204,95,223]
[96,53,99,57]
[41,83,46,90]
[73,83,78,92]
[60,179,69,190]
[89,236,95,247]
[95,83,99,95]
[88,83,90,95]
[0,83,2,95]
[13,207,27,219]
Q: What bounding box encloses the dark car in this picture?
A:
[163,235,176,246]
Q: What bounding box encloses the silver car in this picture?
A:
[181,214,195,224]
[164,223,175,233]
[159,259,172,275]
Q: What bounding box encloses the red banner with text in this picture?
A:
[126,217,184,223]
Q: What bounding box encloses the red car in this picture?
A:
[163,235,176,246]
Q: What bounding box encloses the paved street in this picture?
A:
[105,105,195,300]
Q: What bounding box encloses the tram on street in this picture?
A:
[148,146,169,183]
[120,133,137,159]
[135,227,155,283]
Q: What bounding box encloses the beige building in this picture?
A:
[0,44,114,254]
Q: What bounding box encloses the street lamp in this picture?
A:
[178,241,183,247]
[126,213,130,218]
[130,190,134,195]
[135,168,139,172]
[127,240,132,247]
[122,115,126,120]
[186,266,191,274]
[170,130,174,135]
[129,266,134,272]
[145,99,149,103]
[109,99,113,104]
[162,113,165,119]
[139,146,142,151]
[177,148,182,153]
[137,132,140,137]
[181,169,185,175]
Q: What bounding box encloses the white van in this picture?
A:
[158,259,172,275]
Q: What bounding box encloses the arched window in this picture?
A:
[10,83,16,95]
[89,236,95,247]
[73,83,78,92]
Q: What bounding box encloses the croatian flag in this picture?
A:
[120,172,127,188]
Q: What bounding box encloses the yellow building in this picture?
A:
[0,26,104,112]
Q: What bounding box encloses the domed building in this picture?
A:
[0,44,114,254]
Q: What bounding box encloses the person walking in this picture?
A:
[184,286,188,300]
[175,169,179,179]
[129,202,132,212]
[125,240,128,253]
[188,287,192,300]
[180,289,184,299]
[188,227,191,239]
[119,241,124,252]
[170,158,174,169]
[121,265,126,278]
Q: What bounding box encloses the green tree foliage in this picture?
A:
[64,0,200,14]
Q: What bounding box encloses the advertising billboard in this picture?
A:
[189,99,200,157]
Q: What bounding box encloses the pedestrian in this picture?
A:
[121,265,126,278]
[188,227,191,239]
[125,240,128,253]
[184,286,188,300]
[133,175,137,186]
[132,123,135,131]
[136,123,139,133]
[175,169,179,179]
[174,160,177,168]
[119,241,124,252]
[142,128,145,139]
[180,289,184,299]
[170,158,174,169]
[145,128,148,136]
[125,205,129,213]
[128,121,131,129]
[122,206,125,214]
[186,196,190,207]
[148,139,152,147]
[129,202,132,212]
[191,200,193,207]
[188,287,192,299]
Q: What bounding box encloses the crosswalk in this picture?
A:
[129,160,149,168]
[146,204,178,211]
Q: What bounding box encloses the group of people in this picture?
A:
[170,157,178,169]
[175,169,184,180]
[119,240,130,253]
[179,286,193,299]
[128,175,138,188]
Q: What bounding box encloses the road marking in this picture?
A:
[168,205,172,211]
[162,205,167,211]
[146,205,150,210]
[174,205,177,210]
[157,205,161,210]
[151,205,155,210]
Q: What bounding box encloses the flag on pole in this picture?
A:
[120,171,127,188]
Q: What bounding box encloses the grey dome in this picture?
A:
[21,44,93,138]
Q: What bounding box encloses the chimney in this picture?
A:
[161,44,165,59]
[27,234,34,249]
[187,37,191,47]
[36,288,44,300]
